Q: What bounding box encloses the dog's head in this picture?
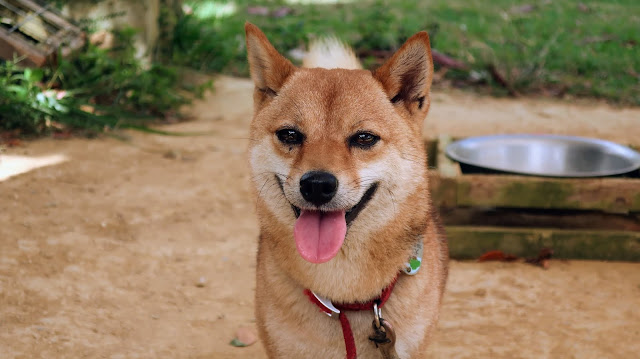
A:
[246,23,433,265]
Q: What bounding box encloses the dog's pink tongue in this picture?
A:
[294,210,347,263]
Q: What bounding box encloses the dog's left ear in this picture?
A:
[373,32,433,120]
[245,22,296,99]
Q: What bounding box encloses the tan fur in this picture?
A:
[245,22,448,358]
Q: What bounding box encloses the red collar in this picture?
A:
[303,276,397,359]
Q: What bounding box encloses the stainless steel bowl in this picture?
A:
[445,134,640,177]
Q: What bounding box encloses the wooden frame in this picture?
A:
[0,0,84,67]
[428,135,640,261]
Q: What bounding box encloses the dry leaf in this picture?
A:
[478,250,519,262]
[525,248,553,269]
[231,326,257,347]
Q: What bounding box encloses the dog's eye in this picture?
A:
[276,128,305,145]
[349,132,380,149]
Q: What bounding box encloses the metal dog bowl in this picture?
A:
[445,134,640,177]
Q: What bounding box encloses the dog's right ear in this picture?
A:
[245,22,296,99]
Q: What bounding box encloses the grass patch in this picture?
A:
[177,0,640,105]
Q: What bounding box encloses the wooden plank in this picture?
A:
[428,138,458,207]
[456,175,640,213]
[425,139,437,169]
[436,134,460,178]
[429,172,457,208]
[0,28,48,66]
[16,0,81,33]
[446,225,640,261]
[440,207,640,231]
[0,1,84,65]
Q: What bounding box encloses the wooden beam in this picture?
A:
[456,175,640,213]
[436,134,459,178]
[16,0,82,33]
[446,225,640,261]
[428,172,457,208]
[0,28,48,66]
[440,207,640,231]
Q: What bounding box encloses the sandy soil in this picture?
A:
[1,77,639,359]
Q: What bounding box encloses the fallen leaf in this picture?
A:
[478,250,519,262]
[231,326,257,347]
[230,338,247,347]
[164,149,181,160]
[525,248,553,269]
[1,130,22,147]
[80,105,96,114]
[474,288,487,297]
[89,30,115,50]
[53,131,72,140]
[5,138,22,147]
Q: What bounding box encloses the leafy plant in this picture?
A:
[1,29,202,136]
[0,62,52,133]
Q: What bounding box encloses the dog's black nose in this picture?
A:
[300,171,338,206]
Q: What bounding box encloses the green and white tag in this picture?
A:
[403,240,423,275]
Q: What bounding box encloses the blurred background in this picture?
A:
[1,0,639,136]
[1,1,639,358]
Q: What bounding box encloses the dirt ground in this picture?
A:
[1,77,640,359]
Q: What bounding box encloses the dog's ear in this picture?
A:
[373,32,433,119]
[245,22,296,100]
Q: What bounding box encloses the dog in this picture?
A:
[245,22,448,358]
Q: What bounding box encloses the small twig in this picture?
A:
[431,49,469,70]
[487,64,520,97]
[525,248,553,269]
[579,35,616,45]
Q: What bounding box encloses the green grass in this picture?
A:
[177,0,640,105]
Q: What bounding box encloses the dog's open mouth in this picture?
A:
[275,175,378,225]
[275,175,378,263]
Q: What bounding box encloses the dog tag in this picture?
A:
[369,318,399,359]
[403,240,423,275]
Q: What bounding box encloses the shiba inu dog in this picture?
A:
[245,22,448,358]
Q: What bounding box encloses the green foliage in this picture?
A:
[0,63,54,133]
[58,29,188,116]
[171,9,246,73]
[174,0,640,105]
[1,29,194,136]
